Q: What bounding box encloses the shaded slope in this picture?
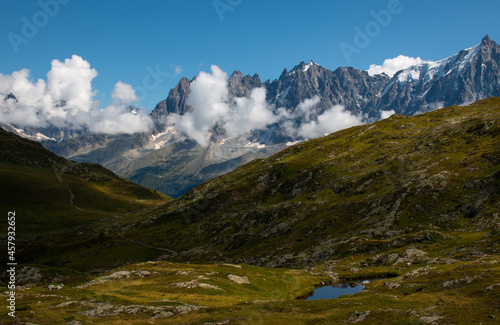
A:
[0,128,168,267]
[125,98,500,267]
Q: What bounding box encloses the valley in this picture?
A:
[1,98,499,324]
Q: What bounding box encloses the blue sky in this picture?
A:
[1,0,499,111]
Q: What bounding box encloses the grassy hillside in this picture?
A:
[123,97,500,266]
[0,128,168,267]
[1,99,499,324]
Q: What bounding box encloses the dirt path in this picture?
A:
[53,163,84,211]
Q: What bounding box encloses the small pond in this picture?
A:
[304,279,380,301]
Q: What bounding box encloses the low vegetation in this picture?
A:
[1,98,499,323]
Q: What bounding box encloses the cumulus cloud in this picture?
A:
[298,105,362,139]
[297,96,321,115]
[225,87,277,137]
[169,65,230,147]
[112,81,138,103]
[380,109,396,119]
[89,82,152,134]
[46,55,97,113]
[0,55,152,135]
[278,95,362,139]
[170,65,278,147]
[367,55,425,77]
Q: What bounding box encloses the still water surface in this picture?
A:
[306,280,371,301]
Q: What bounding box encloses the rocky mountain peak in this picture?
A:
[227,70,263,99]
[151,76,192,130]
[481,34,492,45]
[287,60,322,76]
[478,34,499,59]
[231,70,244,78]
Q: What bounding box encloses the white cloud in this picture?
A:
[46,55,97,113]
[297,95,321,115]
[90,82,151,134]
[367,55,425,77]
[169,65,230,147]
[429,101,445,110]
[277,95,362,139]
[170,65,278,147]
[89,104,152,134]
[174,65,182,76]
[112,81,138,103]
[380,109,396,119]
[298,105,362,139]
[225,87,277,137]
[0,55,152,135]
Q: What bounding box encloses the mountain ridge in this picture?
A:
[3,35,500,198]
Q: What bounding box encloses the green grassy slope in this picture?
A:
[123,97,500,266]
[0,128,168,266]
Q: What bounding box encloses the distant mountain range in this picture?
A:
[2,35,500,197]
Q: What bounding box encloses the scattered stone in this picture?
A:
[132,270,151,277]
[47,283,64,290]
[387,253,399,264]
[171,280,223,290]
[405,248,427,259]
[227,274,250,284]
[78,302,202,318]
[419,315,444,324]
[82,303,116,317]
[68,321,82,325]
[16,266,42,285]
[485,283,500,291]
[123,305,143,315]
[173,305,201,315]
[325,271,340,280]
[349,310,371,323]
[440,276,478,288]
[55,301,77,308]
[402,266,435,280]
[384,281,401,289]
[394,248,428,265]
[77,270,151,288]
[152,311,174,319]
[222,264,242,268]
[204,320,230,325]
